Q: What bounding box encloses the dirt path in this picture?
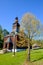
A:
[23,59,43,65]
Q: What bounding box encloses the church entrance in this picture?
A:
[9,42,13,50]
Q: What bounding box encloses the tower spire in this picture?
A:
[15,17,18,23]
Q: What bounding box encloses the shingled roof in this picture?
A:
[5,37,12,43]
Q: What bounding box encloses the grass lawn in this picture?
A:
[0,49,43,65]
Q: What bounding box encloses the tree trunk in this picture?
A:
[28,39,30,61]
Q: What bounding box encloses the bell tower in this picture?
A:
[12,17,20,35]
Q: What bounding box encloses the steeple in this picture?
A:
[15,17,18,23]
[12,17,20,34]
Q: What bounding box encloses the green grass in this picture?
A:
[0,49,43,65]
[0,51,27,65]
[31,49,43,61]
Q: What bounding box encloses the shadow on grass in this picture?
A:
[32,56,43,62]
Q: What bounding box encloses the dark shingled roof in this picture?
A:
[13,22,20,27]
[5,37,12,43]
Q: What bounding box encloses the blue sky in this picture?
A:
[0,0,43,32]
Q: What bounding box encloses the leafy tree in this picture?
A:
[0,25,9,49]
[3,29,9,36]
[16,29,28,48]
[0,25,4,49]
[21,13,41,61]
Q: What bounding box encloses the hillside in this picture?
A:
[0,49,43,65]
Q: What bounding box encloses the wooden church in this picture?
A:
[3,17,20,51]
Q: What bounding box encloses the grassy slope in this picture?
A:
[0,49,43,65]
[30,49,43,65]
[0,51,27,65]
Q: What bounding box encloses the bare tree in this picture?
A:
[21,13,41,61]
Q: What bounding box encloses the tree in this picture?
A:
[3,29,9,36]
[16,29,28,48]
[0,25,4,49]
[0,25,9,49]
[21,13,41,61]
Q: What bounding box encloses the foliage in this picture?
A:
[3,29,9,36]
[16,29,28,48]
[21,13,41,61]
[0,25,9,49]
[21,13,41,40]
[0,25,4,49]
